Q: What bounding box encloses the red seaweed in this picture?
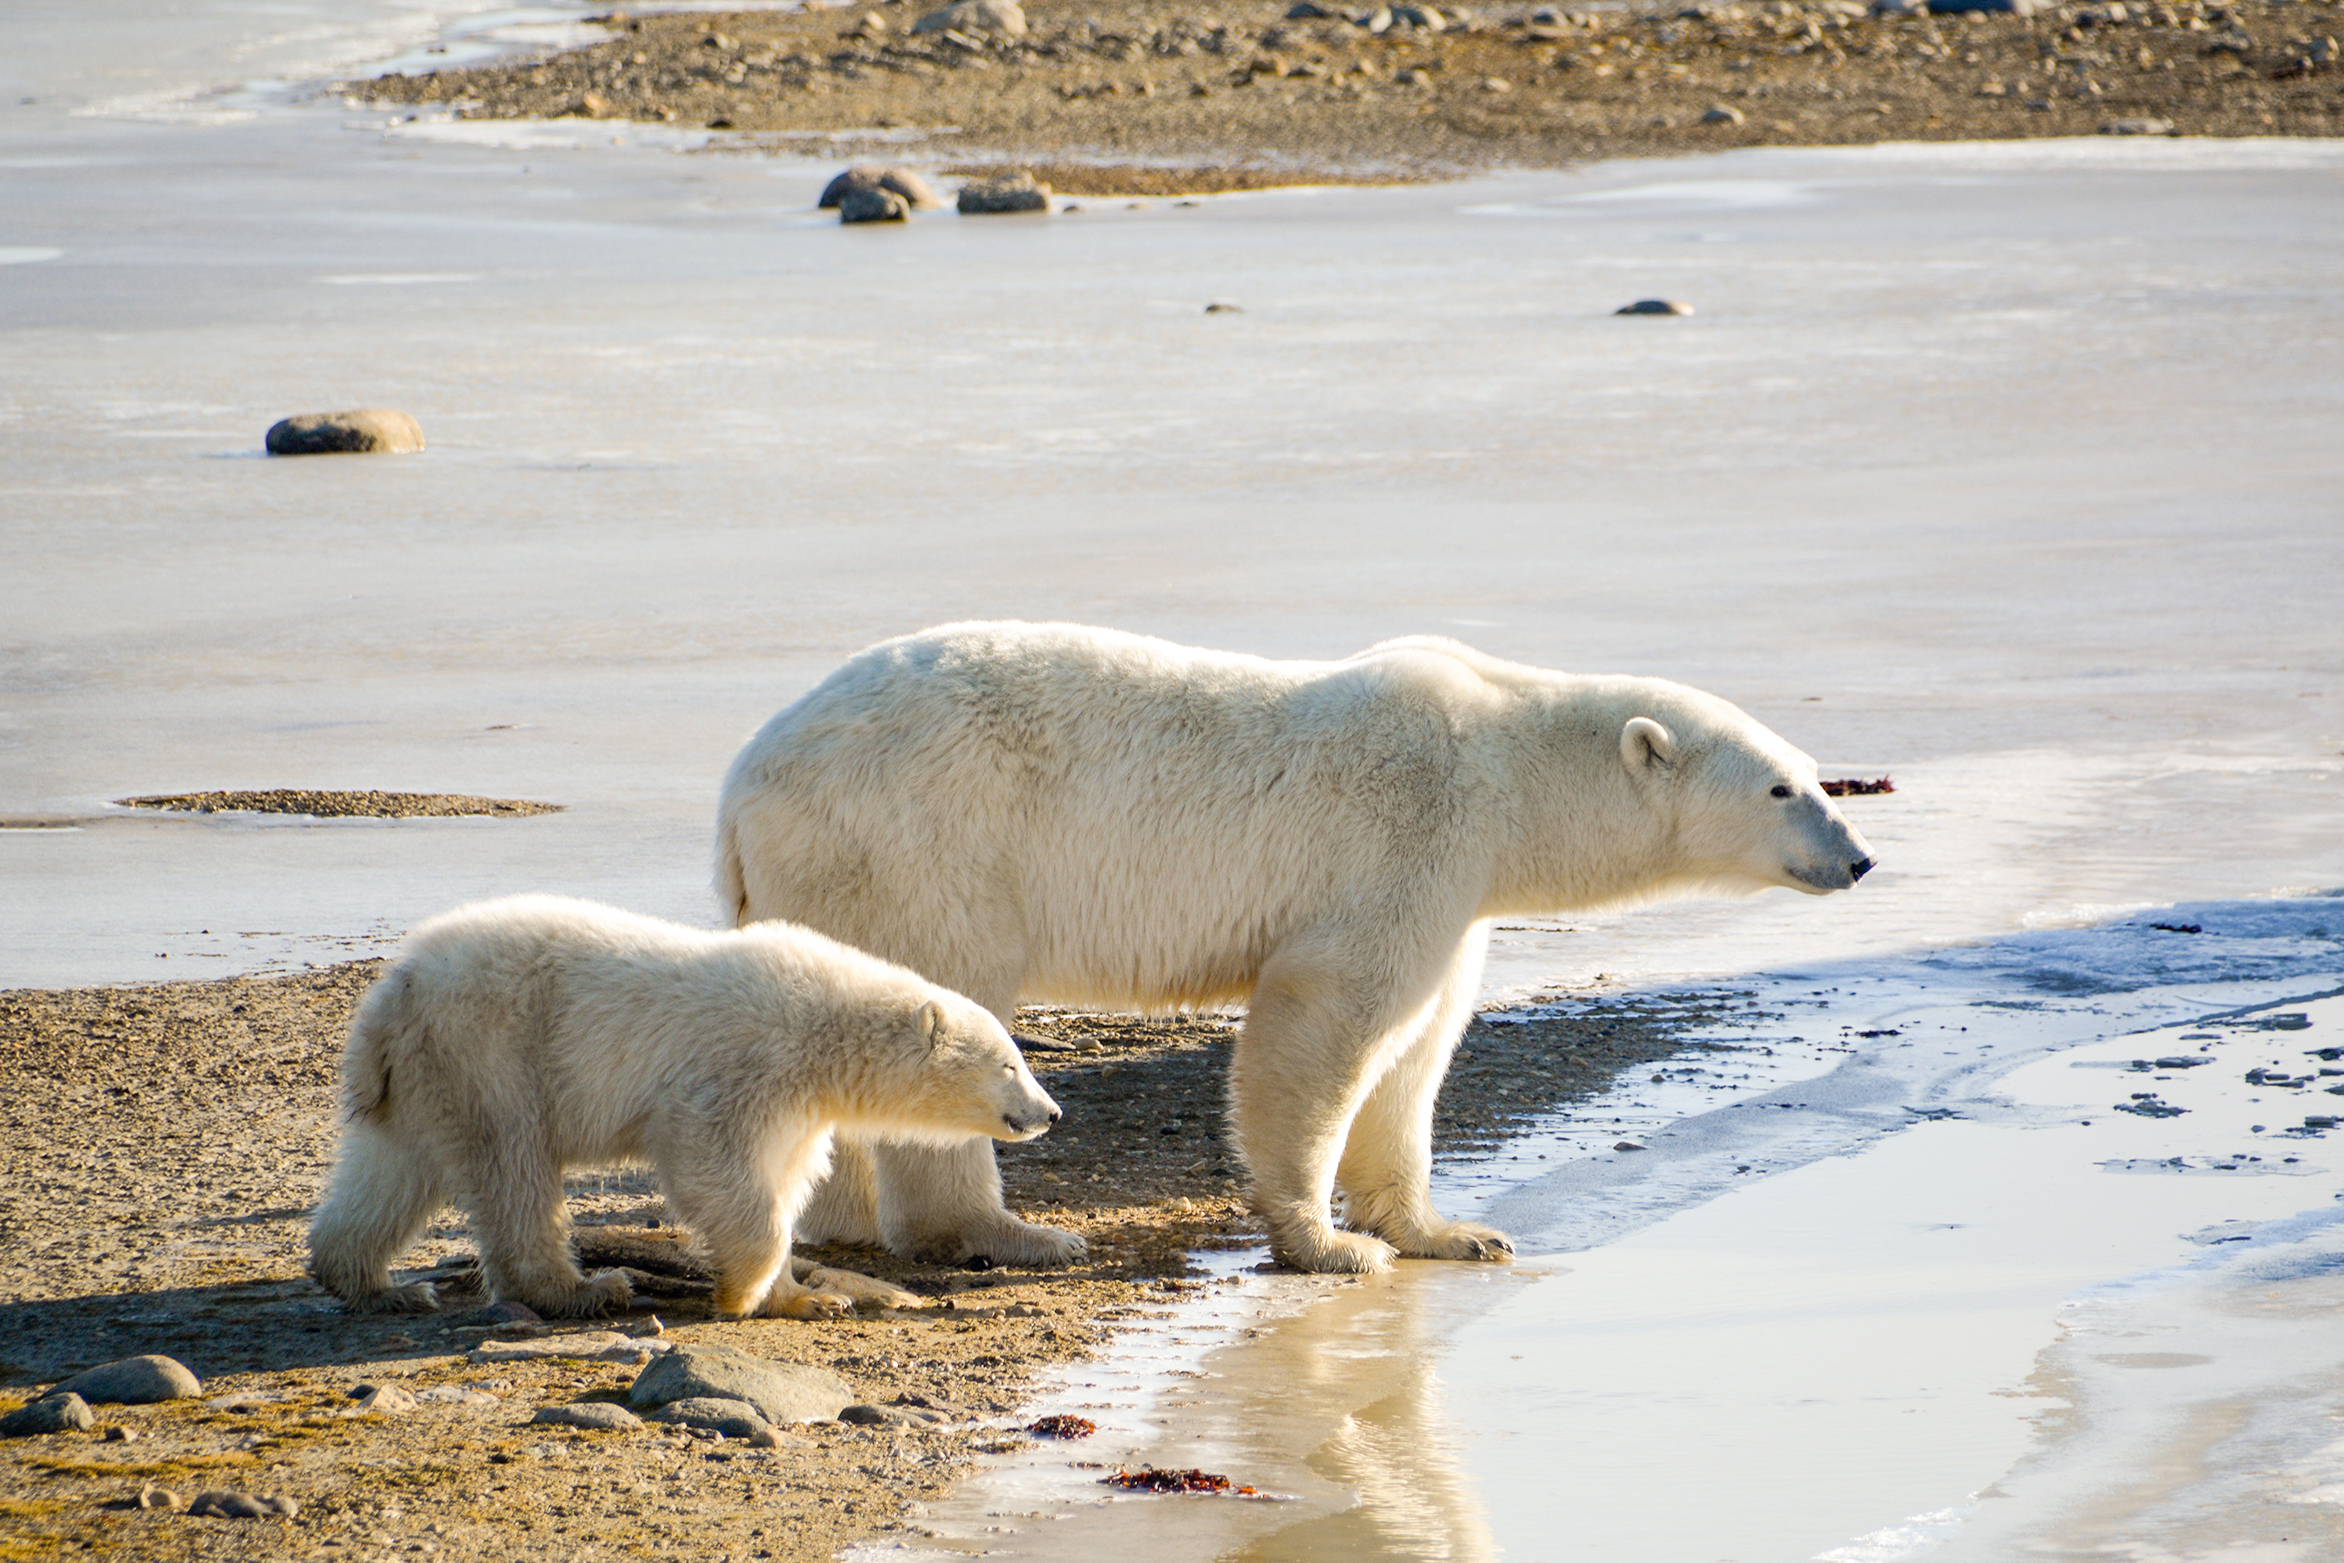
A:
[1026,1415,1097,1439]
[1821,777,1895,797]
[1101,1467,1258,1495]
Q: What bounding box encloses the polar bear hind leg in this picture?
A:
[307,1117,450,1314]
[1337,928,1514,1263]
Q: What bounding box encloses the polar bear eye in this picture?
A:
[1770,785,1793,799]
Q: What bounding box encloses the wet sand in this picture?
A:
[361,0,2344,191]
[0,958,1720,1558]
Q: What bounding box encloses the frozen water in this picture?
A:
[8,4,2344,1559]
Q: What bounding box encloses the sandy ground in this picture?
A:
[0,954,1729,1559]
[361,0,2344,191]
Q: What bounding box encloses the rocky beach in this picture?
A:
[363,0,2344,190]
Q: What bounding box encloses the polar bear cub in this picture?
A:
[307,895,1060,1319]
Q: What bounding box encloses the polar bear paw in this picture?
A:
[757,1287,854,1321]
[346,1279,440,1315]
[920,1216,1087,1269]
[1276,1226,1397,1275]
[530,1268,634,1319]
[1397,1220,1516,1263]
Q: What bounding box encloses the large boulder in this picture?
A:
[956,171,1051,215]
[839,188,910,224]
[1,1393,92,1437]
[627,1344,852,1426]
[51,1355,202,1405]
[912,0,1026,37]
[264,408,425,456]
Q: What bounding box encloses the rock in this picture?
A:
[412,1385,500,1407]
[2100,117,2173,135]
[1,1393,93,1436]
[1390,4,1446,30]
[137,1482,184,1512]
[186,1490,299,1520]
[1616,299,1694,316]
[839,1402,944,1427]
[647,1396,774,1438]
[894,1389,975,1420]
[531,1401,644,1432]
[471,1330,673,1364]
[263,408,425,457]
[339,1383,417,1417]
[102,1425,140,1443]
[840,187,910,224]
[52,1355,202,1406]
[743,1423,786,1448]
[1870,0,1930,12]
[819,165,941,210]
[628,1344,853,1426]
[478,1300,544,1327]
[1700,103,1745,125]
[912,0,1026,38]
[1287,1,1337,14]
[956,171,1050,215]
[1203,302,1244,314]
[1926,0,2037,13]
[1614,1139,1648,1152]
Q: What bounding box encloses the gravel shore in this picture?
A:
[361,0,2344,191]
[0,958,1729,1559]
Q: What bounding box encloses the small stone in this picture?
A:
[412,1385,500,1407]
[818,164,942,210]
[840,187,911,224]
[531,1402,644,1432]
[1,1393,93,1437]
[911,0,1026,38]
[1203,302,1244,314]
[840,1402,944,1427]
[648,1397,773,1439]
[1394,66,1432,86]
[2099,117,2173,135]
[1480,76,1512,91]
[263,409,425,457]
[186,1490,299,1520]
[478,1300,544,1328]
[1700,103,1744,125]
[956,171,1050,215]
[743,1423,785,1447]
[340,1383,417,1418]
[103,1425,141,1442]
[629,1345,853,1426]
[1614,1139,1648,1152]
[1616,299,1694,316]
[53,1356,202,1406]
[1926,0,2038,12]
[138,1482,184,1512]
[1287,0,1335,14]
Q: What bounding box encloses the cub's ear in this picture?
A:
[1622,716,1677,771]
[916,1001,944,1048]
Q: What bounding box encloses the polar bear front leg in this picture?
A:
[1232,956,1407,1275]
[871,1139,1087,1267]
[1338,928,1514,1263]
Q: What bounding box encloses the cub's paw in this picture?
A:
[920,1218,1087,1269]
[1398,1221,1516,1263]
[765,1288,855,1321]
[1276,1227,1397,1276]
[532,1269,634,1318]
[349,1279,440,1315]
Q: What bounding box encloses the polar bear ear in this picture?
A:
[1622,717,1677,772]
[916,1001,944,1048]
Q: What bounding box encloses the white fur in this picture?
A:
[715,623,1875,1273]
[306,895,1060,1318]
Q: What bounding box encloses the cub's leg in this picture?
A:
[871,1140,1087,1267]
[794,1134,883,1248]
[460,1128,630,1317]
[307,1118,450,1313]
[670,1125,849,1320]
[1337,927,1514,1262]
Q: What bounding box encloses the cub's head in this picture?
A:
[903,995,1062,1144]
[1620,692,1877,897]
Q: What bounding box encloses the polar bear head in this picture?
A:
[895,995,1064,1145]
[1618,688,1877,898]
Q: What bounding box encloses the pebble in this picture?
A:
[912,0,1027,38]
[840,1402,945,1428]
[840,187,911,224]
[1,1392,93,1437]
[340,1383,418,1417]
[470,1330,673,1364]
[138,1482,184,1512]
[477,1299,544,1327]
[628,1343,853,1426]
[2100,117,2173,135]
[413,1385,500,1407]
[1614,1139,1648,1152]
[648,1396,774,1439]
[819,164,941,210]
[52,1355,203,1406]
[186,1489,300,1520]
[957,170,1051,215]
[1700,103,1745,125]
[263,408,425,456]
[1616,299,1694,316]
[102,1425,140,1442]
[530,1401,644,1432]
[1926,0,2039,13]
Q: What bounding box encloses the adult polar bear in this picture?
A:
[716,623,1877,1275]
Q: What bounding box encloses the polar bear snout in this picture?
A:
[997,1092,1061,1142]
[1851,855,1876,882]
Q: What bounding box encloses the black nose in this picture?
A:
[1048,1106,1063,1123]
[1850,856,1876,882]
